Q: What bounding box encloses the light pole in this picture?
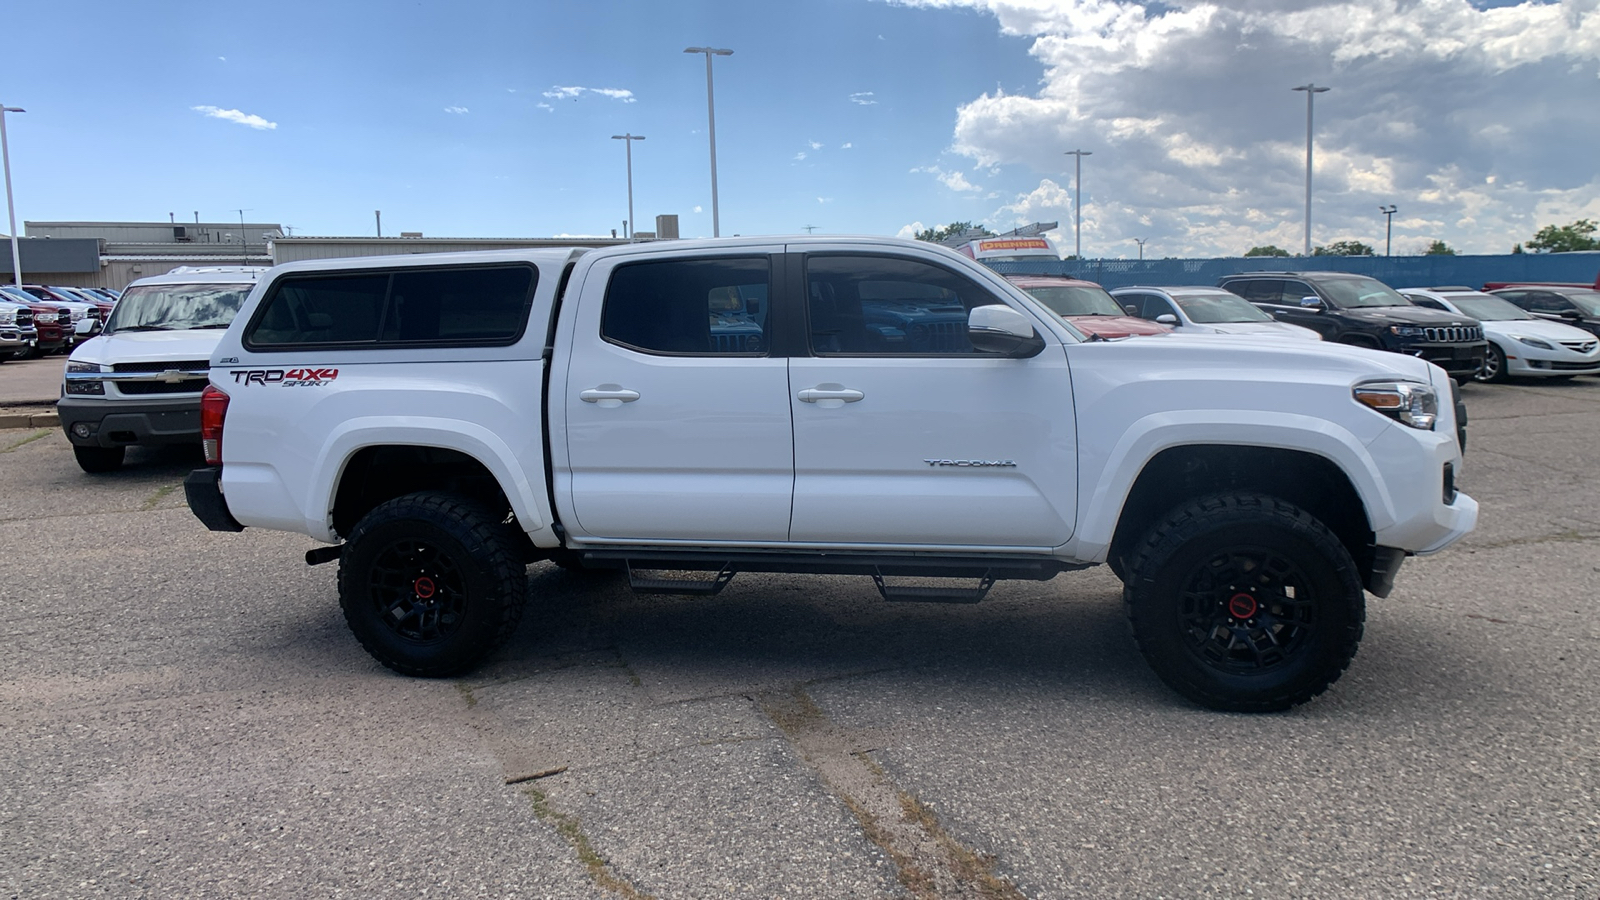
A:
[1133,238,1146,260]
[1064,149,1091,259]
[611,133,645,239]
[1291,83,1330,256]
[1379,204,1397,256]
[235,208,251,266]
[685,46,733,237]
[1,105,25,287]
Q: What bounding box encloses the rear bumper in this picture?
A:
[57,396,202,448]
[184,467,244,532]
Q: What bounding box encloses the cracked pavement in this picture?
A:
[1,378,1597,897]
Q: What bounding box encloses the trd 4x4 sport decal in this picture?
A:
[230,368,339,386]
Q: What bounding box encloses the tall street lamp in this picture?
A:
[1291,83,1330,256]
[1379,204,1397,257]
[1133,237,1147,260]
[1,105,24,287]
[611,133,645,239]
[685,46,733,237]
[1064,149,1091,259]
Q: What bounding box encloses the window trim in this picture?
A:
[242,262,540,352]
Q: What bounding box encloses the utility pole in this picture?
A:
[1133,238,1146,260]
[375,210,382,238]
[1,105,25,286]
[1379,204,1397,256]
[1292,83,1330,256]
[611,133,645,239]
[1064,149,1091,259]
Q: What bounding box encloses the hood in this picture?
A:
[1201,322,1322,341]
[1484,318,1599,344]
[67,329,227,367]
[1067,315,1172,338]
[1339,306,1477,327]
[1076,330,1438,384]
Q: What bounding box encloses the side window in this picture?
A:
[249,273,388,345]
[600,256,770,355]
[1143,295,1179,320]
[1227,279,1282,304]
[1280,281,1316,305]
[805,255,999,356]
[1408,296,1448,311]
[1115,293,1152,316]
[246,265,536,349]
[1527,292,1571,312]
[1495,291,1528,309]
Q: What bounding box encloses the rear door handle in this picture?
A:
[798,385,864,407]
[580,385,640,407]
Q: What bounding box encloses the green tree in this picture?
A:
[1512,243,1524,254]
[1312,240,1375,257]
[1424,240,1456,256]
[913,221,994,244]
[1525,219,1600,253]
[1243,245,1291,257]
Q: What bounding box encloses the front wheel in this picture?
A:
[1476,343,1507,383]
[73,445,125,473]
[1123,493,1365,712]
[338,491,528,677]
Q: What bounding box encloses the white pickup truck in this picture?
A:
[184,237,1476,711]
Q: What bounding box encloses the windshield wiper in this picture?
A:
[192,323,232,329]
[110,325,174,332]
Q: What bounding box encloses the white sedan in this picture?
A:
[1402,288,1600,382]
[1111,286,1322,340]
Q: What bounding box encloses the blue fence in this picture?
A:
[984,253,1600,292]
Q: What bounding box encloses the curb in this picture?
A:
[0,411,59,429]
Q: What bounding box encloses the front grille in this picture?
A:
[116,379,208,396]
[1421,325,1483,343]
[1560,340,1597,353]
[111,360,210,373]
[12,309,31,327]
[1550,360,1600,371]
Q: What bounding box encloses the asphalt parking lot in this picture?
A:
[1,364,1596,898]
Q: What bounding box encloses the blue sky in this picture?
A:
[8,0,1600,256]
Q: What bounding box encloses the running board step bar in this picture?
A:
[872,570,995,604]
[625,562,736,596]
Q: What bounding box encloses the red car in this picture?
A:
[1005,275,1173,339]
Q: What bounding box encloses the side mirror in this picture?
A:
[968,304,1046,358]
[1155,314,1178,325]
[1123,304,1139,315]
[1299,296,1325,310]
[1560,309,1582,319]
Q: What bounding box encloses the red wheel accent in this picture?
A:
[1228,593,1258,619]
[413,576,437,599]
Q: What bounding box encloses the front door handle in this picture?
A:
[580,385,640,408]
[798,384,864,407]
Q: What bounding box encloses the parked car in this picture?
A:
[59,266,267,473]
[12,285,102,349]
[0,287,69,357]
[1403,288,1600,382]
[50,286,116,319]
[1219,271,1487,381]
[0,298,38,361]
[1004,275,1172,338]
[1112,286,1322,340]
[1488,285,1600,340]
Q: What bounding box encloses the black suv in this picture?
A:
[1219,272,1486,380]
[1488,285,1600,339]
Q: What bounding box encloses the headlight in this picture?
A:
[64,361,105,396]
[1513,336,1553,350]
[0,309,14,325]
[1388,325,1426,337]
[1354,381,1437,430]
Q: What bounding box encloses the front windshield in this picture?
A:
[1320,277,1411,309]
[1023,285,1124,317]
[1563,291,1600,316]
[104,283,253,333]
[1173,292,1273,324]
[1447,295,1533,321]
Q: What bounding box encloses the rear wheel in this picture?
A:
[1123,493,1365,712]
[338,491,528,677]
[73,445,125,473]
[1476,343,1507,383]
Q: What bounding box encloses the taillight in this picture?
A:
[201,385,229,465]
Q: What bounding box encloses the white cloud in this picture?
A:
[217,56,226,62]
[850,92,879,105]
[694,205,704,213]
[891,0,1600,256]
[841,142,854,149]
[794,151,808,161]
[536,102,553,112]
[912,164,981,192]
[444,106,469,115]
[541,85,636,103]
[809,140,824,150]
[896,221,926,239]
[191,105,276,130]
[818,197,834,204]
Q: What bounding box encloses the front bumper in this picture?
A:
[1398,340,1486,379]
[0,328,37,356]
[57,395,203,448]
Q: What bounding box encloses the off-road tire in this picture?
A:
[338,491,528,677]
[73,445,126,473]
[1123,493,1365,712]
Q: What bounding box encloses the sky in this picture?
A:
[6,0,1598,258]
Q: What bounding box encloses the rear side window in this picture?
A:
[601,256,771,355]
[245,265,536,349]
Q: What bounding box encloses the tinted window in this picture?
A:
[246,264,535,348]
[1319,276,1409,308]
[1226,279,1285,304]
[601,257,770,355]
[1526,292,1572,313]
[1279,281,1317,305]
[806,255,997,355]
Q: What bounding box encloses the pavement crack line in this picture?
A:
[758,685,1026,900]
